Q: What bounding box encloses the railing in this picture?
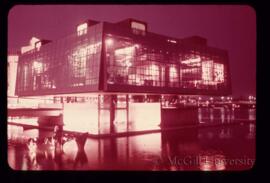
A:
[8,96,55,109]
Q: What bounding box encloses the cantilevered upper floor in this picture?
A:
[15,18,231,96]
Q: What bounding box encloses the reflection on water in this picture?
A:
[8,107,256,170]
[8,122,255,170]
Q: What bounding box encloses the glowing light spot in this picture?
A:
[167,39,177,44]
[105,38,114,46]
[77,23,88,36]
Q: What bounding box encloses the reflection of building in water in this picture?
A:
[10,18,232,134]
[199,151,226,171]
[8,123,255,170]
[246,123,256,139]
[248,109,256,121]
[219,128,232,139]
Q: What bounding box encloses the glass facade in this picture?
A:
[15,20,230,96]
[104,33,230,94]
[16,23,103,95]
[105,36,166,88]
[179,48,229,91]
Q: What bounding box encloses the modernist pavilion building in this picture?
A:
[13,18,232,134]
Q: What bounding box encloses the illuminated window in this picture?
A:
[106,36,165,87]
[69,42,102,86]
[32,60,43,74]
[169,65,179,87]
[22,65,29,91]
[202,60,214,83]
[31,59,53,90]
[181,57,201,66]
[104,34,228,92]
[180,55,202,89]
[131,21,146,35]
[115,46,135,58]
[77,23,88,36]
[149,64,159,76]
[144,64,160,86]
[114,46,135,67]
[108,46,135,84]
[17,22,103,94]
[70,47,87,79]
[131,21,146,31]
[85,42,101,55]
[214,63,224,83]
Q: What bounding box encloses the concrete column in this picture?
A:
[110,95,117,133]
[98,94,101,134]
[126,94,129,132]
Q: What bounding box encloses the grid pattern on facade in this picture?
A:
[104,34,229,92]
[105,36,168,88]
[16,23,103,95]
[15,21,230,96]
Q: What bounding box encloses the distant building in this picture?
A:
[8,51,19,97]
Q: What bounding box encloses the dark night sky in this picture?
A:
[8,5,256,97]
